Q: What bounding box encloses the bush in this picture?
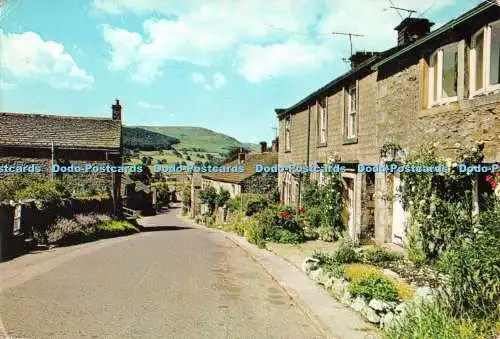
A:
[385,301,487,339]
[349,275,399,302]
[245,195,268,216]
[334,236,360,264]
[98,220,138,234]
[200,186,217,214]
[436,197,500,320]
[277,229,305,244]
[324,264,347,280]
[215,188,230,208]
[182,184,191,209]
[225,197,240,212]
[246,219,266,248]
[362,246,400,263]
[304,205,323,228]
[15,180,67,203]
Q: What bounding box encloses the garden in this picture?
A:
[187,142,499,338]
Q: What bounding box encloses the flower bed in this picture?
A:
[302,243,436,328]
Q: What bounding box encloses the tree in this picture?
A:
[181,161,187,166]
[186,155,192,161]
[200,186,217,214]
[215,188,230,208]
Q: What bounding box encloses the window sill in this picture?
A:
[316,143,328,148]
[284,150,292,153]
[343,138,358,145]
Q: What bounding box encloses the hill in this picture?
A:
[129,126,258,155]
[122,126,259,167]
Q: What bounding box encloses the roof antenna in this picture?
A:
[331,32,364,69]
[389,6,417,18]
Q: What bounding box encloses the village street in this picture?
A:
[0,206,324,339]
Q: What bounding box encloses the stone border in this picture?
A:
[303,257,436,329]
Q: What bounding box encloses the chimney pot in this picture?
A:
[395,18,434,46]
[260,141,268,153]
[112,99,122,121]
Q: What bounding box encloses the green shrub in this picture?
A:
[324,264,347,280]
[349,275,399,302]
[334,236,360,264]
[436,196,500,320]
[246,219,266,248]
[182,184,191,208]
[277,229,305,244]
[199,186,217,214]
[225,197,241,212]
[98,220,138,234]
[385,301,482,339]
[304,206,323,228]
[312,251,336,265]
[14,180,67,203]
[362,246,400,263]
[245,195,268,216]
[215,188,230,208]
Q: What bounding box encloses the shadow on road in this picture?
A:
[138,225,194,232]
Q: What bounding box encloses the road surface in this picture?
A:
[0,207,323,339]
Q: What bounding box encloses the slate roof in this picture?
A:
[0,112,121,150]
[202,152,278,184]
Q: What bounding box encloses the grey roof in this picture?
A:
[0,112,121,150]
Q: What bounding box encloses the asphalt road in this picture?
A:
[0,207,323,339]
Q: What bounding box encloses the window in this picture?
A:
[317,97,328,145]
[347,84,357,138]
[471,20,500,96]
[284,116,291,152]
[428,43,458,106]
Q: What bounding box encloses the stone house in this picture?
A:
[200,141,279,199]
[0,100,124,214]
[276,1,499,245]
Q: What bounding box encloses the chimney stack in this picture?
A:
[260,141,268,153]
[349,51,378,69]
[238,148,245,163]
[394,18,434,46]
[112,99,122,120]
[271,137,279,153]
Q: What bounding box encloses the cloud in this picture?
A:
[0,31,94,90]
[236,40,335,82]
[99,0,462,83]
[213,72,226,89]
[190,71,226,90]
[137,101,164,109]
[0,81,17,90]
[191,72,205,84]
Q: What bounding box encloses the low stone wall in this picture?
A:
[0,197,114,261]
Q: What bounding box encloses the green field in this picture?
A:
[123,126,259,167]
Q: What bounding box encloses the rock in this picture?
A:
[309,267,324,282]
[368,298,385,311]
[324,277,336,290]
[341,290,353,306]
[330,279,348,299]
[369,299,397,311]
[361,305,381,323]
[381,268,400,279]
[351,297,366,312]
[395,302,407,314]
[380,311,395,328]
[415,286,435,303]
[302,257,320,274]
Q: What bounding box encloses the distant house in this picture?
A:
[0,100,124,213]
[200,140,279,198]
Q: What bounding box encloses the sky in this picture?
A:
[0,0,488,144]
